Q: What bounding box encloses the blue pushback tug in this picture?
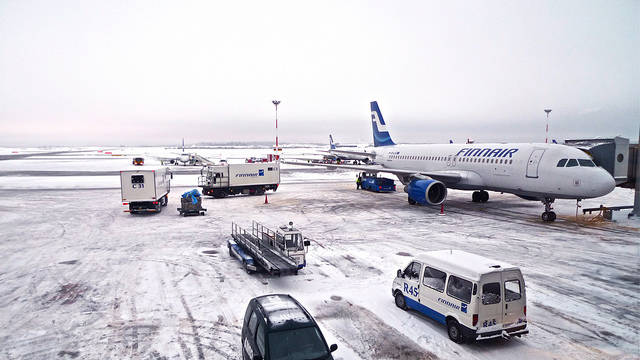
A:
[360,172,396,192]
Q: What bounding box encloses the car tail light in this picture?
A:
[379,186,382,190]
[473,314,478,326]
[524,306,526,316]
[153,201,158,204]
[122,202,128,205]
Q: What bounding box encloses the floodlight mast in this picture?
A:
[544,109,552,143]
[272,100,281,160]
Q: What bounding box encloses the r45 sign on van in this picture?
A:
[403,283,419,297]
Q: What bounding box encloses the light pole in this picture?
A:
[544,109,552,143]
[272,100,281,160]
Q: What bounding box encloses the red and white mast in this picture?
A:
[272,100,281,160]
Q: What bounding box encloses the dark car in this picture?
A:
[242,294,338,360]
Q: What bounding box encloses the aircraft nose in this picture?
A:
[594,170,616,197]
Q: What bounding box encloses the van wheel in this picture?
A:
[394,292,407,310]
[447,319,463,343]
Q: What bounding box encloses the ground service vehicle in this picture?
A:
[360,173,396,192]
[230,221,310,275]
[120,167,171,213]
[132,157,144,166]
[242,294,338,360]
[199,162,280,198]
[392,250,528,343]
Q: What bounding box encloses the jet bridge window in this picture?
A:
[446,275,472,303]
[566,159,579,167]
[578,159,596,167]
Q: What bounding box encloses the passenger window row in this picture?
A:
[556,158,596,167]
[406,262,524,306]
[390,154,514,165]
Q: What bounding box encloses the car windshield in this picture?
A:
[268,326,329,360]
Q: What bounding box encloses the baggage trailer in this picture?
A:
[120,167,171,213]
[199,162,280,198]
[230,221,310,276]
[177,190,207,216]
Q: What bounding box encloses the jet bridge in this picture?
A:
[565,135,639,218]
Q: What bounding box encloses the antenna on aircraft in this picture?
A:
[544,109,552,143]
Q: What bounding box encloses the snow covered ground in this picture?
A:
[0,147,638,359]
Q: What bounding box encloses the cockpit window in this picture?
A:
[566,159,579,167]
[556,159,568,167]
[578,159,596,167]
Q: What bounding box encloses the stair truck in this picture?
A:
[199,162,280,198]
[229,221,310,276]
[120,167,172,213]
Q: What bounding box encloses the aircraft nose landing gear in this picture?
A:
[541,198,557,222]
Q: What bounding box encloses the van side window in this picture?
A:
[403,262,421,280]
[422,266,446,292]
[504,280,522,301]
[256,322,266,356]
[248,311,258,335]
[482,283,501,305]
[243,305,253,326]
[131,175,144,184]
[556,159,567,167]
[446,276,472,303]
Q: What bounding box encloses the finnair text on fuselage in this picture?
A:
[455,148,519,158]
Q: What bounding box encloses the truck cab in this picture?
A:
[274,223,310,269]
[242,294,337,360]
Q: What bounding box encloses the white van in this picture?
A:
[391,250,528,343]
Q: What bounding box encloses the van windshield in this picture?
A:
[268,326,329,360]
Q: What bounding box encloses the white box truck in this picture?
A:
[120,167,172,213]
[198,162,280,198]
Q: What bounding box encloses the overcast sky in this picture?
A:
[0,0,638,147]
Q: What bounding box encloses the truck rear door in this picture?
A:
[502,270,526,327]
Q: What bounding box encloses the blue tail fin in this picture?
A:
[370,101,396,147]
[329,135,336,149]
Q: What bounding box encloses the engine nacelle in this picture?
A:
[405,179,447,205]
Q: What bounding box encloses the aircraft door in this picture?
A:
[526,149,545,178]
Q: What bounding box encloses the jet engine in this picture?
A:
[405,179,447,205]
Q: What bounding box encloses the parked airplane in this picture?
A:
[324,135,373,164]
[305,101,616,222]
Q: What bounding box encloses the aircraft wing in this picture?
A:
[283,161,463,184]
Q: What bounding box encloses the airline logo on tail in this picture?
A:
[329,135,336,149]
[371,101,396,147]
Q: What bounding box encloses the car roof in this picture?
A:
[413,250,519,281]
[254,294,315,331]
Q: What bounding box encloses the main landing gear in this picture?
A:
[541,197,557,222]
[472,190,489,203]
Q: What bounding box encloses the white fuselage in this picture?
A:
[373,142,615,200]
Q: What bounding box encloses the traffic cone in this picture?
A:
[438,203,446,216]
[264,194,269,204]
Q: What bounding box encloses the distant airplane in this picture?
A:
[298,101,616,222]
[323,135,372,164]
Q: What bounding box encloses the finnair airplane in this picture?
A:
[325,135,373,164]
[314,101,616,222]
